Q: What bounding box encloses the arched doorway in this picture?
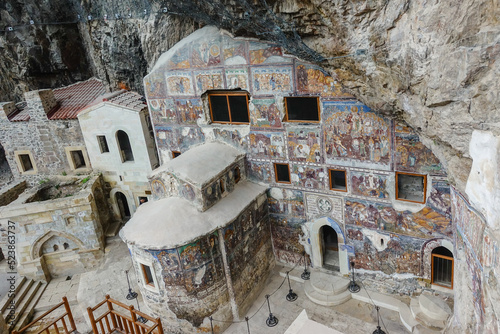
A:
[321,225,339,270]
[116,130,134,162]
[115,192,131,220]
[431,246,453,288]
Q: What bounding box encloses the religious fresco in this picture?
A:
[251,66,293,95]
[149,99,178,124]
[192,37,221,68]
[291,164,326,189]
[212,128,247,150]
[451,188,486,265]
[464,236,485,322]
[150,179,167,199]
[270,215,306,256]
[296,63,351,97]
[250,98,282,128]
[178,127,205,150]
[145,72,167,99]
[156,127,181,149]
[323,101,391,167]
[223,220,243,253]
[225,68,249,90]
[246,160,273,183]
[222,37,247,65]
[165,71,195,96]
[249,43,290,65]
[350,171,389,199]
[395,123,446,176]
[287,127,321,163]
[267,188,305,218]
[427,181,452,219]
[178,234,219,271]
[345,198,452,239]
[483,229,499,271]
[346,225,423,275]
[154,248,181,271]
[167,44,191,69]
[194,70,224,95]
[248,131,286,159]
[175,99,203,124]
[183,256,224,294]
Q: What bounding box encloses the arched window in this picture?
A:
[432,246,453,289]
[63,242,70,250]
[53,244,59,252]
[116,130,134,162]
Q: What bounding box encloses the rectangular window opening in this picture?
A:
[274,163,291,184]
[329,169,347,191]
[285,96,320,122]
[172,151,181,158]
[19,154,33,172]
[70,150,86,169]
[396,172,426,204]
[139,196,148,205]
[209,92,250,124]
[141,264,155,287]
[97,135,109,153]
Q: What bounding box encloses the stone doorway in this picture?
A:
[115,191,131,220]
[321,225,339,270]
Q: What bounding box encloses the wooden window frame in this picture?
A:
[141,264,155,287]
[274,163,291,184]
[431,253,454,289]
[284,96,321,123]
[208,91,250,125]
[328,169,347,192]
[172,151,181,158]
[395,172,427,204]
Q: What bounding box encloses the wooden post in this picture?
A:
[87,307,99,334]
[62,297,76,331]
[130,304,140,334]
[106,294,118,330]
[156,318,164,334]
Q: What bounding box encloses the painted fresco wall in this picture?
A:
[144,27,453,293]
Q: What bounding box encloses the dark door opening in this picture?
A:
[321,225,339,271]
[115,192,131,220]
[432,246,453,289]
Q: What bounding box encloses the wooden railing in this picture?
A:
[87,295,164,334]
[12,296,76,334]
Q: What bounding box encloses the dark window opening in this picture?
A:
[209,92,249,124]
[432,247,453,289]
[97,135,109,153]
[329,169,347,191]
[234,167,241,183]
[220,179,225,194]
[117,130,134,162]
[274,163,291,183]
[396,172,426,203]
[63,242,69,250]
[172,151,181,158]
[139,196,148,205]
[19,154,33,172]
[141,264,155,287]
[53,245,59,252]
[70,150,86,169]
[285,97,320,122]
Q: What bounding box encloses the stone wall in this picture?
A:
[0,181,27,207]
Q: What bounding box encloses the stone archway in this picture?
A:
[421,238,453,281]
[31,230,85,260]
[309,217,349,274]
[110,188,134,221]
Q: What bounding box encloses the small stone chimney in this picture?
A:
[24,89,58,120]
[0,102,16,121]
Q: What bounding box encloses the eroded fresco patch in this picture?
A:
[249,131,286,159]
[270,215,307,265]
[145,72,167,99]
[395,123,445,175]
[225,68,249,90]
[323,101,391,167]
[175,99,202,124]
[247,160,273,183]
[345,198,452,238]
[250,98,282,128]
[350,171,389,199]
[222,37,247,65]
[212,128,247,150]
[291,164,325,189]
[287,127,321,162]
[178,127,205,150]
[296,63,351,97]
[251,67,293,95]
[149,99,178,124]
[192,37,221,68]
[249,43,289,65]
[166,71,195,96]
[167,44,191,69]
[464,236,485,322]
[179,235,218,271]
[194,70,224,95]
[156,127,181,149]
[268,188,305,218]
[428,181,452,219]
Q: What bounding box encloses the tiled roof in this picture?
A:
[86,90,147,112]
[48,78,106,120]
[7,102,29,122]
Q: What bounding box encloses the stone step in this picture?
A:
[12,282,47,333]
[0,276,26,313]
[2,278,34,324]
[6,280,42,331]
[419,294,452,321]
[304,279,352,306]
[105,220,122,237]
[309,272,349,296]
[410,297,447,330]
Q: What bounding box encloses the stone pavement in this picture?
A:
[26,236,408,334]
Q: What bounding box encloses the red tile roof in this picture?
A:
[7,102,29,122]
[105,90,147,111]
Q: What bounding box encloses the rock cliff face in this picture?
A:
[1,0,499,332]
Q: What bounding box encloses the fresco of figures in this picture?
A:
[149,99,177,124]
[267,188,305,218]
[166,71,195,96]
[251,67,293,95]
[251,98,282,128]
[323,101,391,167]
[248,132,286,159]
[225,68,249,90]
[249,43,290,65]
[194,70,224,94]
[350,171,389,199]
[291,164,325,189]
[176,99,202,124]
[223,37,247,65]
[287,127,322,163]
[192,36,222,67]
[247,160,273,183]
[395,123,445,175]
[296,63,351,97]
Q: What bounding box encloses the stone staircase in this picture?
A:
[0,276,47,332]
[304,271,352,306]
